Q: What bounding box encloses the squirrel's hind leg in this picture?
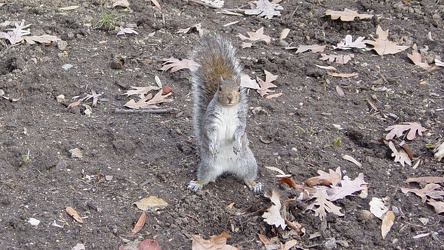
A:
[188,180,204,191]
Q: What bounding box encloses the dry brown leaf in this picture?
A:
[385,122,427,140]
[161,57,200,72]
[334,35,366,50]
[112,0,129,8]
[265,92,283,99]
[238,27,271,44]
[23,34,61,44]
[364,25,409,55]
[244,0,283,19]
[401,183,444,203]
[325,8,373,21]
[381,211,395,239]
[305,188,344,221]
[336,85,345,97]
[280,28,290,40]
[262,190,286,229]
[405,176,444,184]
[388,141,412,167]
[177,23,203,36]
[240,74,259,89]
[133,196,168,211]
[407,47,438,71]
[278,177,307,190]
[295,44,326,54]
[257,234,271,245]
[369,197,390,219]
[191,232,237,250]
[66,206,83,223]
[342,154,362,167]
[131,211,147,236]
[320,54,354,64]
[124,90,173,109]
[327,72,359,78]
[326,173,367,201]
[124,86,160,99]
[305,167,341,186]
[150,0,161,10]
[427,199,444,214]
[433,140,444,161]
[257,70,278,97]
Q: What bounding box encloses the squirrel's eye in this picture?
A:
[219,86,222,91]
[238,87,241,92]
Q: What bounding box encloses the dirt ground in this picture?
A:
[0,0,443,249]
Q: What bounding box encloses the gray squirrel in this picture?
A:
[187,34,262,193]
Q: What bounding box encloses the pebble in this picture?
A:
[57,40,68,51]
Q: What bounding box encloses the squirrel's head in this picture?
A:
[217,77,241,106]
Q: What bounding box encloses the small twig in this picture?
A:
[114,108,171,114]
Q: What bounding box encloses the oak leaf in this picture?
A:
[334,35,366,50]
[161,57,200,72]
[320,54,354,64]
[238,27,271,44]
[388,141,412,167]
[117,27,138,36]
[364,25,409,55]
[124,86,160,99]
[131,211,147,235]
[401,183,444,203]
[427,199,444,214]
[262,190,286,229]
[305,188,344,221]
[1,20,30,44]
[326,173,367,201]
[191,232,237,250]
[433,140,444,161]
[124,90,173,109]
[23,34,61,44]
[385,122,426,140]
[305,167,341,186]
[325,8,373,21]
[256,70,278,97]
[295,44,326,54]
[133,196,168,211]
[244,0,283,19]
[405,176,444,184]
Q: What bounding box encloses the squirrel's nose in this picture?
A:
[227,96,233,103]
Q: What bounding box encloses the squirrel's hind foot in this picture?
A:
[188,180,204,192]
[246,180,263,194]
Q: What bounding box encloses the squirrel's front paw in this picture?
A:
[188,180,204,192]
[209,142,218,157]
[233,139,242,155]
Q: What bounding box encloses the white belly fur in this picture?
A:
[214,105,239,173]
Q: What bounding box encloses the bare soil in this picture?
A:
[1,0,443,249]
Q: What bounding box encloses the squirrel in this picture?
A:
[187,34,262,193]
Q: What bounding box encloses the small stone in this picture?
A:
[57,40,68,51]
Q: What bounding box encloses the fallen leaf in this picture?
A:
[132,211,147,235]
[327,72,359,78]
[191,232,237,250]
[407,46,438,71]
[265,166,291,177]
[1,20,30,44]
[256,70,278,97]
[278,177,306,189]
[427,199,444,214]
[325,8,373,21]
[413,233,431,239]
[134,196,168,211]
[326,173,367,201]
[388,141,412,167]
[150,0,161,10]
[177,23,203,36]
[334,35,366,50]
[117,27,138,36]
[112,0,129,8]
[369,197,389,219]
[364,25,409,55]
[28,218,40,226]
[280,28,290,40]
[69,148,83,158]
[138,239,161,250]
[161,57,200,72]
[124,90,173,109]
[66,206,83,223]
[342,154,362,167]
[305,188,344,221]
[320,54,354,64]
[305,167,341,186]
[315,64,337,71]
[238,27,271,44]
[401,183,444,203]
[23,34,61,44]
[262,190,286,229]
[385,122,426,140]
[295,44,326,54]
[405,176,444,184]
[265,93,283,99]
[244,0,283,19]
[240,74,259,89]
[124,86,160,99]
[381,211,395,239]
[433,140,444,161]
[336,85,345,97]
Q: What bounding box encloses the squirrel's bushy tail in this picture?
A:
[191,35,242,145]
